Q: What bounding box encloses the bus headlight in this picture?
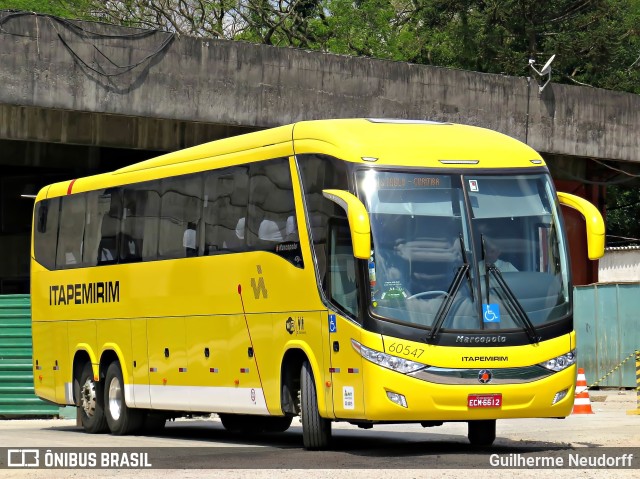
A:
[351,339,427,374]
[539,349,576,372]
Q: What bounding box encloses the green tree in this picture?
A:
[0,0,90,17]
[606,185,640,246]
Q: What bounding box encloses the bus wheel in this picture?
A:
[299,360,331,450]
[104,361,143,435]
[468,420,496,447]
[76,362,108,433]
[261,416,293,433]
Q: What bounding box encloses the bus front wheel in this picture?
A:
[299,360,331,450]
[104,361,143,435]
[468,420,496,447]
[75,362,108,433]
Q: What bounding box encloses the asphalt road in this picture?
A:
[0,390,638,478]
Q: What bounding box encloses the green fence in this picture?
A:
[574,283,640,388]
[0,294,63,417]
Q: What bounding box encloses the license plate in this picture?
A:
[468,393,502,408]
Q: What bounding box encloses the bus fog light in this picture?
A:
[386,391,407,408]
[552,388,568,405]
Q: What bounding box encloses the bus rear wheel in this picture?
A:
[75,362,108,433]
[299,360,331,450]
[468,420,496,447]
[104,361,143,435]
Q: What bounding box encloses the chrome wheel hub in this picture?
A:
[108,377,122,421]
[81,379,97,417]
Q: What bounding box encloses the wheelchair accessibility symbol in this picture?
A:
[328,314,337,333]
[483,304,501,323]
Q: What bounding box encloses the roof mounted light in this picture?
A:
[362,157,379,162]
[438,160,479,165]
[530,159,543,164]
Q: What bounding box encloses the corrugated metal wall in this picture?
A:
[0,294,60,416]
[574,283,640,388]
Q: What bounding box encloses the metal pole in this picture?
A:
[627,350,640,415]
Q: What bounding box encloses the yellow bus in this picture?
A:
[31,119,604,449]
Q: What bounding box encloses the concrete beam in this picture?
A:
[1,11,639,162]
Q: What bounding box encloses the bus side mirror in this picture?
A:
[557,192,605,260]
[322,189,371,259]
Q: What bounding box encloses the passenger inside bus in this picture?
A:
[183,222,197,257]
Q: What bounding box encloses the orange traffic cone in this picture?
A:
[572,367,594,414]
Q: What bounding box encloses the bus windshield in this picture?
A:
[357,170,570,333]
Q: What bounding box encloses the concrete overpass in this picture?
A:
[1,10,640,292]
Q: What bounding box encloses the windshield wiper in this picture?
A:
[427,235,471,342]
[486,266,539,343]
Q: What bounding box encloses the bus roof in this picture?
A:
[292,119,543,167]
[38,119,544,200]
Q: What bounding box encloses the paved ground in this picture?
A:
[0,389,638,478]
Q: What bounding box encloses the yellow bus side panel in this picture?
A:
[329,315,365,418]
[52,321,70,405]
[97,318,133,400]
[130,318,150,408]
[32,321,56,404]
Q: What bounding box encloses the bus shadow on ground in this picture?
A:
[53,419,581,453]
[51,418,586,468]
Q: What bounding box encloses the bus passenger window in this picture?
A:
[247,158,301,266]
[56,194,86,269]
[203,167,248,254]
[120,186,159,263]
[159,174,202,259]
[34,198,60,270]
[97,190,121,265]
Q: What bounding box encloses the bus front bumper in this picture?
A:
[358,362,576,421]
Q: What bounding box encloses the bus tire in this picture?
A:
[300,360,331,450]
[468,419,496,447]
[104,361,143,435]
[76,362,108,433]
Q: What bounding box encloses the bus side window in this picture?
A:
[97,190,122,265]
[298,154,350,299]
[34,197,60,270]
[159,174,202,259]
[83,190,111,267]
[120,188,150,263]
[247,158,301,266]
[203,167,248,254]
[56,194,86,269]
[328,218,359,318]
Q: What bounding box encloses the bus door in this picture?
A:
[327,220,365,417]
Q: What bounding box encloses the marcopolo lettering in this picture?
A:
[49,281,120,306]
[456,335,507,344]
